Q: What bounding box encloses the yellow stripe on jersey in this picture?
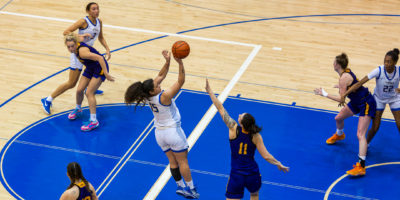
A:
[365,103,370,115]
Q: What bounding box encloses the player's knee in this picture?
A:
[76,88,85,95]
[334,115,343,122]
[356,130,366,140]
[66,82,76,89]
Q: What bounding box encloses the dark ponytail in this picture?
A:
[335,53,348,69]
[125,79,154,109]
[86,2,98,12]
[386,48,399,63]
[241,113,262,136]
[66,162,92,194]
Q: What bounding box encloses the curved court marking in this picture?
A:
[0,103,148,200]
[165,0,400,25]
[324,162,400,200]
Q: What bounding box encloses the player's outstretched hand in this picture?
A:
[277,164,289,173]
[162,50,171,62]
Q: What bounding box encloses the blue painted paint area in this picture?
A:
[1,90,400,199]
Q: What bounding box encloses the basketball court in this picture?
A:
[0,0,399,199]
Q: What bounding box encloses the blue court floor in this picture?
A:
[1,89,399,199]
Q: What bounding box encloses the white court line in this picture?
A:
[97,126,155,197]
[0,110,72,200]
[96,90,183,197]
[95,118,154,194]
[144,45,262,199]
[0,11,257,47]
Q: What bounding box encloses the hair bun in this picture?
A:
[393,48,399,55]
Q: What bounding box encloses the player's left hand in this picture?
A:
[396,88,400,93]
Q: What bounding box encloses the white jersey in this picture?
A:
[78,16,100,46]
[368,65,400,100]
[146,91,181,128]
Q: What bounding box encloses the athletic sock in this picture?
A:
[358,155,366,167]
[90,114,97,122]
[176,179,185,188]
[46,96,53,102]
[336,129,344,136]
[186,180,194,189]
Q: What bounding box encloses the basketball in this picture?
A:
[172,41,190,59]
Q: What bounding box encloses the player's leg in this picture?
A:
[81,77,102,131]
[172,127,199,198]
[68,75,90,120]
[41,68,81,114]
[389,98,400,135]
[367,96,385,144]
[326,105,354,144]
[246,173,261,200]
[347,98,375,176]
[366,110,383,144]
[165,150,188,197]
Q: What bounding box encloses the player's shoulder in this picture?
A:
[61,186,79,199]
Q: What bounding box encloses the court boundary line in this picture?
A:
[143,45,262,199]
[0,11,256,48]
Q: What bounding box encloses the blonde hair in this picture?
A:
[64,33,78,44]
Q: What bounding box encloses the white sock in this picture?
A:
[46,96,53,102]
[186,180,194,189]
[359,155,366,160]
[76,104,82,110]
[336,129,344,136]
[90,114,97,122]
[176,179,185,187]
